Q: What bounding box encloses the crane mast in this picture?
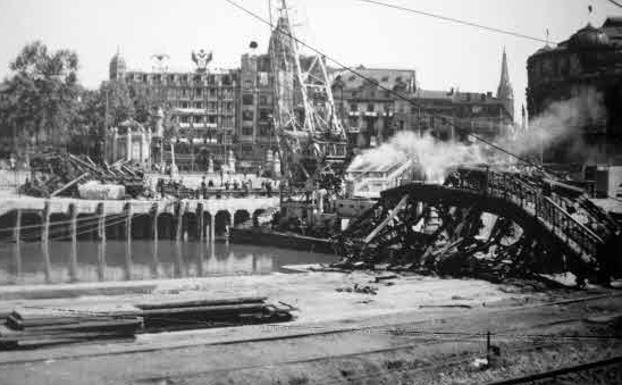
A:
[268,0,348,191]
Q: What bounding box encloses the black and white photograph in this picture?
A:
[0,0,621,383]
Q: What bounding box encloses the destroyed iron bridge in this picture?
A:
[334,166,622,284]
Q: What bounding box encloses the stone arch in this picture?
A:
[0,211,15,240]
[252,209,267,227]
[157,213,176,240]
[77,213,98,241]
[104,213,126,240]
[131,213,151,240]
[233,209,251,228]
[49,212,71,241]
[214,210,232,235]
[183,211,199,240]
[19,210,43,242]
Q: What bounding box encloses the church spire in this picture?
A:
[497,47,514,120]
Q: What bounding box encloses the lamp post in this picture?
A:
[9,153,17,196]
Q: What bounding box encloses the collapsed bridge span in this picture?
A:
[333,166,621,284]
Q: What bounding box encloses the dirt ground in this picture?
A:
[0,269,621,385]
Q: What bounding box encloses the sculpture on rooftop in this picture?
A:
[191,49,213,72]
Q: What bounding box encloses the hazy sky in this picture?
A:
[0,0,619,120]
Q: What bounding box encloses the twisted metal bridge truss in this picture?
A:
[334,166,621,283]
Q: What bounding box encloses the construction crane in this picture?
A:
[268,0,348,192]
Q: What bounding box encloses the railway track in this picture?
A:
[487,355,622,385]
[130,294,622,385]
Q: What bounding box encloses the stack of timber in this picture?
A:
[21,151,146,199]
[0,297,295,350]
[136,296,294,332]
[0,307,143,350]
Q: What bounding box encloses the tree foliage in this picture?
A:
[0,41,80,150]
[0,41,177,159]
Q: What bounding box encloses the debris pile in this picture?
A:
[336,283,378,295]
[331,165,622,284]
[20,152,146,199]
[333,206,535,283]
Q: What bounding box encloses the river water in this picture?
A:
[0,240,337,285]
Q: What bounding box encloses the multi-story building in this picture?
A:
[331,50,513,148]
[108,50,239,172]
[237,52,277,173]
[394,87,513,143]
[331,67,417,147]
[526,17,622,165]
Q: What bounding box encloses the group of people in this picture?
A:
[155,175,277,200]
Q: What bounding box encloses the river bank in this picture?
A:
[0,268,620,384]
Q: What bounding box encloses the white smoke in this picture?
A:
[348,131,487,183]
[503,87,607,161]
[348,87,607,184]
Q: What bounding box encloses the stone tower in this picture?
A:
[497,48,514,120]
[109,48,126,81]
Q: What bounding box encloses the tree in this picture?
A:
[69,80,134,159]
[0,41,80,151]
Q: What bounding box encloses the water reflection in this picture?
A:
[0,240,337,285]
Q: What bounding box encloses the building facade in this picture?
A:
[526,17,622,165]
[237,53,278,174]
[109,51,239,172]
[331,50,513,149]
[331,67,417,147]
[394,87,513,143]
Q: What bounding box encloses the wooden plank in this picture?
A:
[50,172,89,197]
[137,296,268,310]
[364,195,409,244]
[14,318,143,335]
[140,303,266,316]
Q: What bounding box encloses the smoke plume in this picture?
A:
[503,87,607,161]
[348,131,486,183]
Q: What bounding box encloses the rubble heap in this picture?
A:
[20,152,146,199]
[332,166,622,285]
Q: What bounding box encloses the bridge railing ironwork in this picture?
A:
[451,167,605,262]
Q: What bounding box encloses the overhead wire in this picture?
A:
[356,0,556,44]
[223,0,542,169]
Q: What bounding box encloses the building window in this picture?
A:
[242,110,254,121]
[259,95,268,105]
[194,102,202,109]
[195,88,202,96]
[367,104,374,112]
[381,76,389,82]
[242,126,253,136]
[194,116,202,123]
[259,109,271,121]
[182,102,189,108]
[242,94,254,105]
[181,116,189,123]
[350,104,358,112]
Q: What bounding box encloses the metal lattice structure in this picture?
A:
[334,166,622,284]
[268,0,348,188]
